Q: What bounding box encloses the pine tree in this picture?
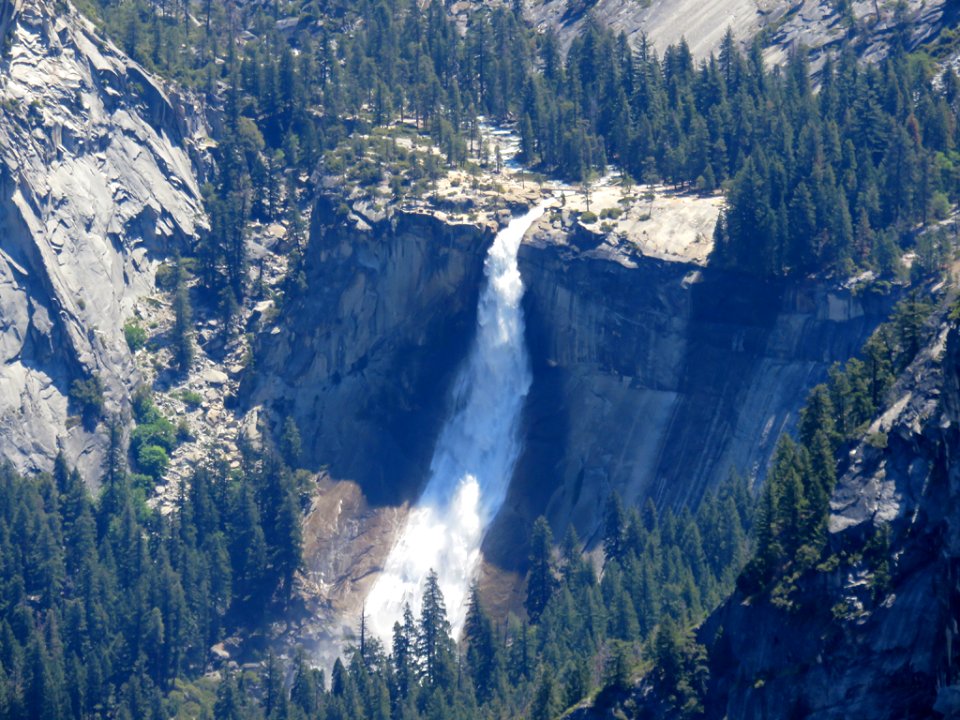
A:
[171,258,194,376]
[603,492,627,563]
[529,671,558,720]
[463,584,501,703]
[525,517,555,623]
[416,570,455,690]
[213,671,243,720]
[280,417,302,467]
[392,603,417,702]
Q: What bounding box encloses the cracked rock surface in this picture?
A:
[0,0,205,480]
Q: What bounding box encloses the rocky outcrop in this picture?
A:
[246,198,495,506]
[0,1,205,479]
[694,311,960,720]
[483,229,897,566]
[525,0,769,58]
[524,0,954,66]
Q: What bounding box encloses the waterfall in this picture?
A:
[365,203,547,643]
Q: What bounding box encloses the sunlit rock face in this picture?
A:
[524,0,950,67]
[0,0,205,479]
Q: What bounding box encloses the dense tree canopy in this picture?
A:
[83,0,960,291]
[0,432,303,719]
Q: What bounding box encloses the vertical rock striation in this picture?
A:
[254,197,899,599]
[246,199,496,507]
[484,232,896,566]
[0,1,205,479]
[695,314,960,720]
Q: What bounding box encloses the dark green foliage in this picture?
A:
[129,389,178,482]
[525,517,556,623]
[463,585,502,704]
[172,258,194,375]
[416,570,456,690]
[652,618,709,718]
[68,375,104,428]
[123,322,147,352]
[0,440,747,720]
[740,293,934,606]
[136,444,169,481]
[279,417,302,468]
[0,442,300,720]
[602,640,631,692]
[603,492,627,563]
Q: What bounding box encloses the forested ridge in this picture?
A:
[0,436,304,718]
[0,452,751,719]
[77,0,960,308]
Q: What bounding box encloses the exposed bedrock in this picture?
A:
[684,316,960,720]
[0,0,206,480]
[252,200,897,585]
[486,232,896,568]
[525,0,954,68]
[246,198,496,507]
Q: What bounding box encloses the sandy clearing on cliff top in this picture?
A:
[544,177,723,265]
[363,120,722,265]
[429,162,722,265]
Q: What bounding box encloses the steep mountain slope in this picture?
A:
[554,298,960,720]
[0,0,205,479]
[695,308,960,719]
[497,233,896,559]
[525,0,954,63]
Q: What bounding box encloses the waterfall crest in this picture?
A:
[365,203,547,642]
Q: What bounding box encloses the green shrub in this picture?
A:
[132,386,161,424]
[176,419,193,442]
[69,375,104,425]
[124,322,147,352]
[131,418,176,454]
[580,211,598,224]
[180,390,203,407]
[866,431,888,449]
[930,191,951,220]
[130,388,176,452]
[137,445,169,480]
[155,263,177,291]
[129,473,155,493]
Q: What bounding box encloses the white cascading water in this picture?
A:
[365,202,548,643]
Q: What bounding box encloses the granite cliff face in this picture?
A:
[251,193,897,603]
[246,198,496,507]
[694,312,960,720]
[485,226,896,566]
[0,0,205,479]
[524,0,955,65]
